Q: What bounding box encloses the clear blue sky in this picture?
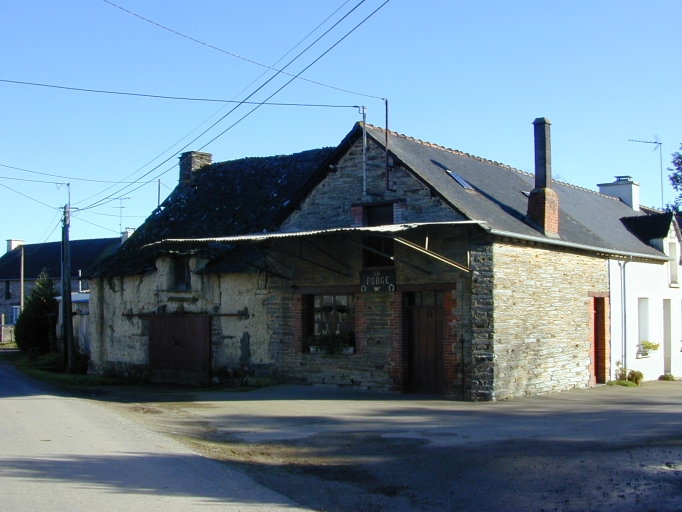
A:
[1,0,680,247]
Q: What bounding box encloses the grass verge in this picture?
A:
[0,348,124,390]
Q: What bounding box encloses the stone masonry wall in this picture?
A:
[491,242,609,399]
[88,256,274,379]
[282,136,464,233]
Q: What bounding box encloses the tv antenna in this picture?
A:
[628,137,663,209]
[114,197,131,233]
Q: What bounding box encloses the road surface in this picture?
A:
[0,360,309,512]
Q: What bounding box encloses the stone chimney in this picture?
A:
[6,239,24,253]
[526,117,560,238]
[179,151,212,183]
[598,176,640,211]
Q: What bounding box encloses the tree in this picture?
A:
[14,269,58,353]
[668,145,682,212]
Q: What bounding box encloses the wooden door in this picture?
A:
[408,298,444,393]
[592,298,606,384]
[148,313,210,384]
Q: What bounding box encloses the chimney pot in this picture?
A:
[179,151,212,183]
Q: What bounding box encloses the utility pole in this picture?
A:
[61,203,74,371]
[19,244,24,313]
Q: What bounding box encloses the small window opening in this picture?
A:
[363,203,394,267]
[173,255,192,291]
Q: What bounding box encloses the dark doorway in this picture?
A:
[406,291,444,393]
[148,313,210,384]
[592,297,607,384]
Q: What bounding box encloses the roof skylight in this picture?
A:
[446,170,474,190]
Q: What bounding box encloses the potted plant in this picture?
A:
[637,340,660,358]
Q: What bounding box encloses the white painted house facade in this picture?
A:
[600,176,682,380]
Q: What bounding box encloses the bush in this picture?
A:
[627,369,644,385]
[607,380,638,387]
[659,373,676,381]
[14,270,58,354]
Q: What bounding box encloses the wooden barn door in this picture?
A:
[148,313,210,384]
[407,292,444,393]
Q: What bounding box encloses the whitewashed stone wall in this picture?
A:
[88,256,274,378]
[491,242,609,399]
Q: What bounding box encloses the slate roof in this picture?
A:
[86,148,335,277]
[87,122,671,278]
[352,124,666,260]
[0,238,120,281]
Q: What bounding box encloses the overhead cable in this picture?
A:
[79,0,372,212]
[101,0,383,100]
[0,79,359,108]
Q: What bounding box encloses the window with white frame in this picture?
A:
[637,298,650,356]
[668,241,679,285]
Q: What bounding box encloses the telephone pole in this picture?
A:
[61,203,74,371]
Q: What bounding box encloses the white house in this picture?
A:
[600,176,682,380]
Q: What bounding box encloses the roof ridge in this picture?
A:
[364,123,622,202]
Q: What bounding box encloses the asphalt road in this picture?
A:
[105,381,682,512]
[0,361,310,512]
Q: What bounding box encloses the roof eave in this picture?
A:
[488,228,670,262]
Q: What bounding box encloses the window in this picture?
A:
[638,297,649,345]
[363,203,394,267]
[173,255,192,291]
[307,294,356,347]
[668,242,679,285]
[4,281,10,300]
[11,306,20,324]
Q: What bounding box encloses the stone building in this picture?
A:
[85,120,675,399]
[0,237,121,324]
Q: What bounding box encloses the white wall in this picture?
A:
[609,251,682,380]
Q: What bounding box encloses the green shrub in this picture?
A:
[14,270,58,354]
[607,379,638,387]
[658,373,676,381]
[627,369,644,385]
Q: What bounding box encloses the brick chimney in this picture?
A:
[179,151,212,183]
[526,117,560,238]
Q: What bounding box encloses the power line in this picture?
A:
[84,0,360,207]
[0,162,144,183]
[0,175,68,185]
[101,0,383,101]
[198,0,392,151]
[70,213,120,234]
[0,78,360,108]
[0,181,59,210]
[79,1,373,212]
